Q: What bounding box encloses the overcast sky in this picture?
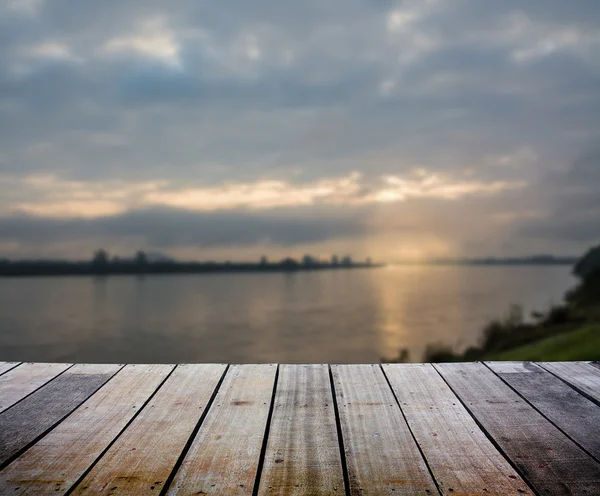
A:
[0,0,599,261]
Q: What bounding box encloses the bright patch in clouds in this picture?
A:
[385,2,440,64]
[485,147,538,167]
[512,28,588,63]
[24,42,76,61]
[387,10,418,32]
[101,17,181,66]
[4,171,525,219]
[378,79,396,96]
[5,0,42,15]
[144,173,362,211]
[374,174,524,202]
[8,175,166,218]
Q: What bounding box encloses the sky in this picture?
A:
[0,0,599,261]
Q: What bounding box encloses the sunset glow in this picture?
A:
[0,0,598,260]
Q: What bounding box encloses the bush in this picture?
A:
[424,344,457,363]
[541,305,571,326]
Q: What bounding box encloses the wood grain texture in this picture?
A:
[539,361,600,404]
[167,364,276,495]
[332,364,438,495]
[487,361,600,462]
[383,363,531,495]
[0,362,72,413]
[436,362,600,495]
[0,364,171,495]
[257,364,345,495]
[0,362,20,376]
[0,363,121,468]
[71,364,226,495]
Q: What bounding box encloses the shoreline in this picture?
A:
[420,269,600,363]
[0,262,383,278]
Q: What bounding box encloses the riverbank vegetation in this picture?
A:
[426,249,600,362]
[0,250,377,277]
[385,245,600,363]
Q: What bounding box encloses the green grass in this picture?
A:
[489,324,600,361]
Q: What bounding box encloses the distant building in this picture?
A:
[341,255,352,266]
[331,255,339,266]
[260,255,268,265]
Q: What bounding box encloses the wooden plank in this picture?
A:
[332,364,438,495]
[0,364,172,495]
[167,364,277,495]
[383,363,531,495]
[436,362,600,495]
[0,363,121,468]
[70,364,226,495]
[0,362,20,376]
[0,362,72,414]
[539,362,600,404]
[257,364,345,495]
[488,361,600,462]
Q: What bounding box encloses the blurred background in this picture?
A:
[0,0,599,363]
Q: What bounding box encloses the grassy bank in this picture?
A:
[413,269,600,363]
[489,323,600,361]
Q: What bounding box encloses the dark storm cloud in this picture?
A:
[1,0,598,173]
[0,207,365,249]
[519,148,600,243]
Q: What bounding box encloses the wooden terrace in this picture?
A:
[0,361,600,495]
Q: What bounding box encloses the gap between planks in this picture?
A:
[485,362,600,464]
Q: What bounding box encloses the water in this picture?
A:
[0,266,575,363]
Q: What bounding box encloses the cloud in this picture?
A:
[518,147,600,244]
[4,0,43,16]
[2,170,525,219]
[24,41,73,60]
[100,16,181,67]
[0,206,366,258]
[0,0,599,257]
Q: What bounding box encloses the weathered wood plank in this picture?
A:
[383,363,531,495]
[0,364,172,495]
[436,362,600,495]
[332,364,438,495]
[0,362,72,414]
[257,364,345,495]
[70,364,226,495]
[539,361,600,404]
[0,363,121,468]
[488,361,600,462]
[0,362,20,376]
[167,364,277,495]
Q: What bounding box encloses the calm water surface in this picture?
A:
[0,266,575,363]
